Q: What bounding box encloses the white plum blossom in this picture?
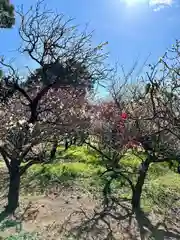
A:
[18,119,27,125]
[28,123,34,128]
[9,121,14,126]
[28,123,35,133]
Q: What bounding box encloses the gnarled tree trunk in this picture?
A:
[132,157,151,211]
[50,139,58,161]
[5,160,20,214]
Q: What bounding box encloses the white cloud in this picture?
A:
[150,0,173,5]
[119,0,174,11]
[153,5,165,11]
[149,0,173,11]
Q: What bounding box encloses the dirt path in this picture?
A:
[0,186,99,239]
[22,187,96,230]
[0,167,180,239]
[1,188,179,240]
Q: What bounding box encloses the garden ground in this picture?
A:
[0,146,180,239]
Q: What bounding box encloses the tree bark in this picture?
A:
[50,139,58,161]
[132,157,151,211]
[5,160,20,214]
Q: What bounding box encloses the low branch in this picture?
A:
[85,140,116,162]
[20,159,42,176]
[14,83,32,103]
[0,146,11,172]
[114,169,135,192]
[85,141,135,192]
[153,156,179,163]
[20,140,40,160]
[29,83,54,123]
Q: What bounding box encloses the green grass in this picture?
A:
[0,219,22,233]
[21,145,180,212]
[5,232,39,240]
[28,145,105,180]
[57,145,101,165]
[120,153,180,211]
[28,161,104,182]
[0,161,5,167]
[1,145,180,239]
[21,146,105,194]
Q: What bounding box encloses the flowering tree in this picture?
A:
[126,61,180,211]
[91,101,128,147]
[106,48,180,211]
[0,0,109,214]
[89,100,131,173]
[87,51,180,213]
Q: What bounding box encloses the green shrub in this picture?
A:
[58,146,101,165]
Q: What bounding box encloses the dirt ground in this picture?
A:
[0,169,180,239]
[0,187,179,240]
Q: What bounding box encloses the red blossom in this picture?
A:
[125,139,141,149]
[121,112,128,120]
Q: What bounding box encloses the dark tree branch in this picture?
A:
[0,146,11,172]
[20,159,42,176]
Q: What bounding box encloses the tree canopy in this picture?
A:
[0,0,109,213]
[0,0,15,28]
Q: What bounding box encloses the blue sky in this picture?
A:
[0,0,180,76]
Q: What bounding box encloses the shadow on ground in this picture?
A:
[0,210,22,234]
[59,197,180,240]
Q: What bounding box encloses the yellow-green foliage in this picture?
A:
[142,172,180,211]
[23,146,180,212]
[0,161,5,167]
[120,153,142,169]
[29,162,103,179]
[23,146,105,192]
[148,162,172,177]
[150,172,180,192]
[59,146,100,165]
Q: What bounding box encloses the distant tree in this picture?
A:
[88,49,180,213]
[0,0,109,214]
[125,57,180,211]
[0,0,15,28]
[110,47,180,212]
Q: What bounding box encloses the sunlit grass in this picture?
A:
[57,145,101,164]
[20,145,180,212]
